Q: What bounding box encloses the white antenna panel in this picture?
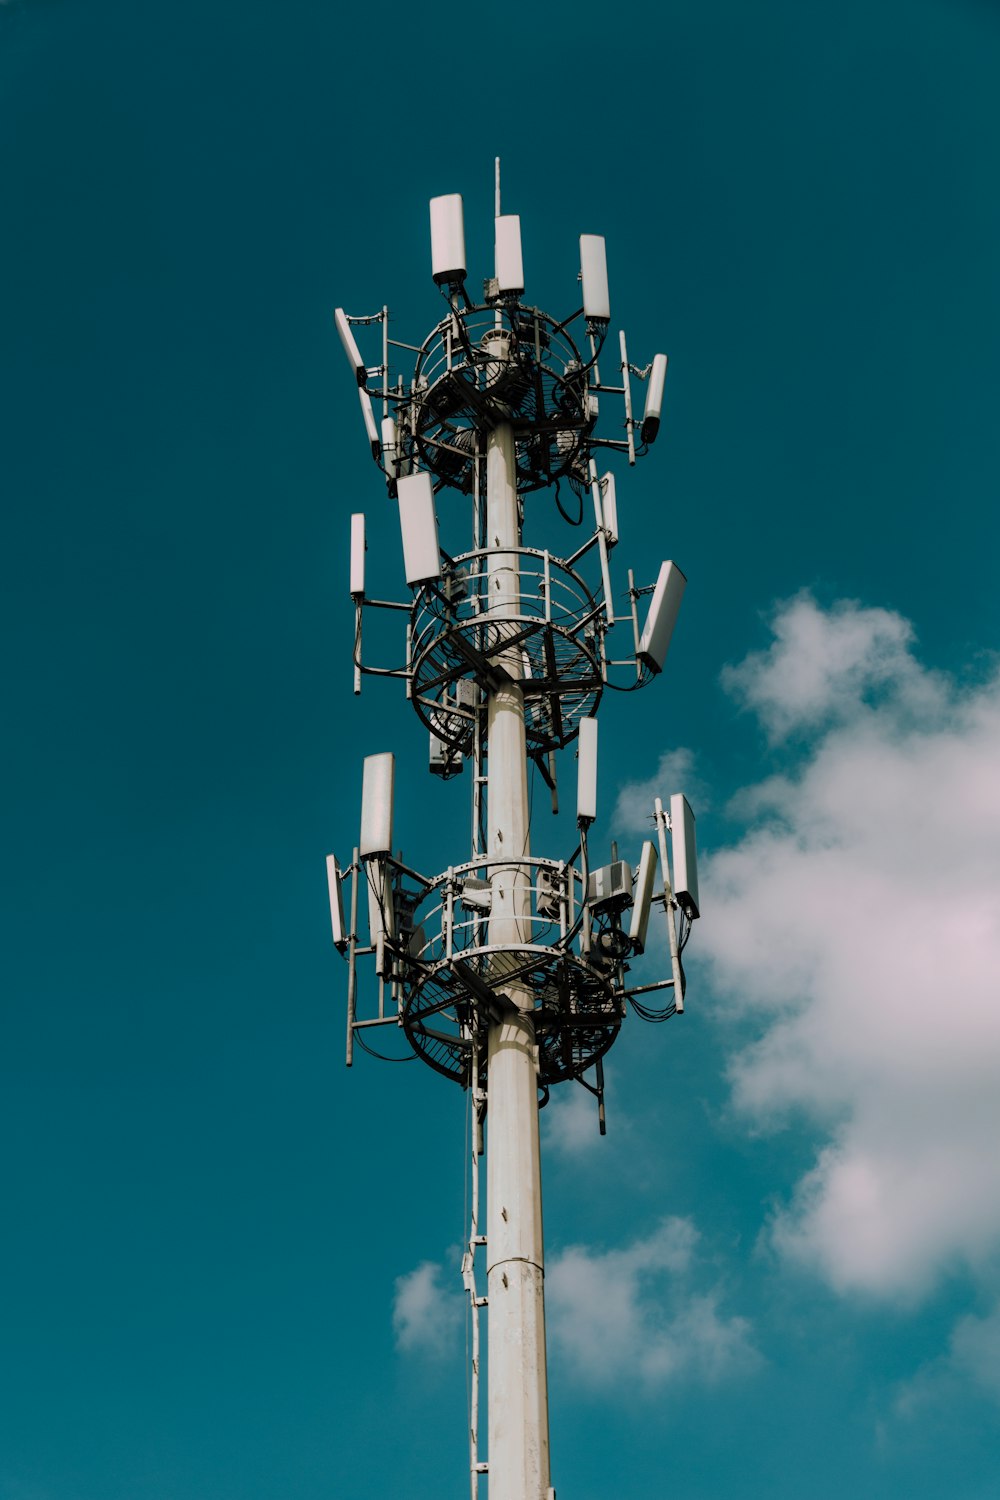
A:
[670,793,699,919]
[580,235,610,322]
[360,751,395,857]
[641,354,669,444]
[600,471,619,545]
[381,416,398,477]
[430,194,467,285]
[396,472,442,585]
[350,512,366,598]
[334,307,367,387]
[576,715,598,826]
[325,854,348,952]
[358,387,380,459]
[637,560,687,674]
[495,214,524,295]
[628,840,659,952]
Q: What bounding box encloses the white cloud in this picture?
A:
[392,1258,462,1356]
[394,1221,758,1392]
[695,595,1000,1301]
[547,1217,759,1389]
[721,592,948,743]
[949,1300,1000,1401]
[542,1082,604,1156]
[612,747,702,836]
[895,1296,1000,1417]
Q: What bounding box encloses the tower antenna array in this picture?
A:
[326,167,701,1500]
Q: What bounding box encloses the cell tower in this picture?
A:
[326,165,700,1500]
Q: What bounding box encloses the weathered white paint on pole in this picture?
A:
[485,402,551,1500]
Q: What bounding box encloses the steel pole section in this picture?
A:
[484,402,552,1500]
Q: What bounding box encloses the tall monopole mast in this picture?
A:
[325,165,701,1500]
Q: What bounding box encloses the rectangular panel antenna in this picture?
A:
[600,472,619,545]
[495,215,525,295]
[325,854,348,952]
[577,716,598,826]
[641,354,669,444]
[430,194,467,285]
[381,416,398,478]
[334,307,367,386]
[628,840,658,953]
[358,387,380,458]
[350,513,366,598]
[360,751,395,857]
[580,235,610,322]
[637,560,687,674]
[670,793,700,920]
[396,472,442,585]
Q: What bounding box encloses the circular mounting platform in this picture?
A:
[411,548,604,755]
[401,305,598,495]
[391,857,625,1087]
[402,947,623,1088]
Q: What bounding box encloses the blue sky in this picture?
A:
[3,1,1000,1497]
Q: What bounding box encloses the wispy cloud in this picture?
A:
[392,1258,462,1356]
[547,1217,759,1390]
[695,594,1000,1302]
[895,1297,1000,1417]
[393,1219,757,1393]
[612,747,703,836]
[721,592,949,743]
[542,1081,605,1156]
[949,1302,1000,1402]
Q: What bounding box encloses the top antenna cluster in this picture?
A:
[335,180,667,502]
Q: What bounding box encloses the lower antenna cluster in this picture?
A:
[329,771,699,1110]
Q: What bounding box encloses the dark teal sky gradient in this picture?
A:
[2,2,999,1497]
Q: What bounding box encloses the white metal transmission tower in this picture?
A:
[325,165,701,1500]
